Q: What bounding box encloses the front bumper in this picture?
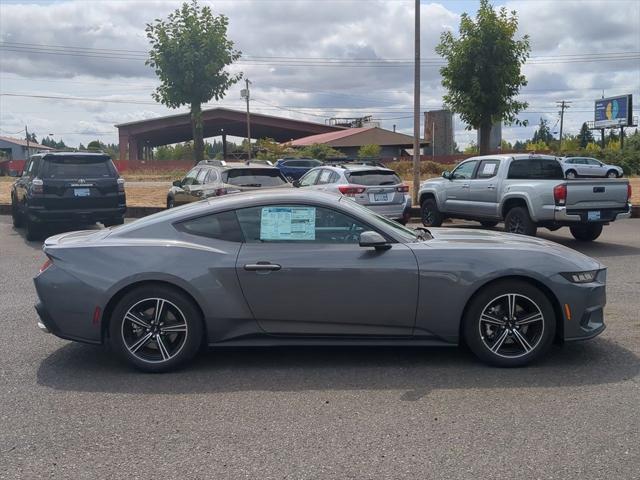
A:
[554,203,631,223]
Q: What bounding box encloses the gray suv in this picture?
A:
[167,160,291,208]
[561,157,623,178]
[296,164,411,223]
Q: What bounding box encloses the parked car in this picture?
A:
[11,152,126,240]
[296,164,411,224]
[35,189,606,372]
[561,157,623,178]
[167,160,291,208]
[275,157,323,180]
[418,154,631,241]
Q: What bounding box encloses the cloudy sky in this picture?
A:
[0,0,638,150]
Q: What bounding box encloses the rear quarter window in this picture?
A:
[346,170,402,185]
[175,210,243,242]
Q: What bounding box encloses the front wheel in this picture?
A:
[463,280,556,367]
[570,224,603,242]
[167,197,175,209]
[11,197,23,228]
[109,285,204,372]
[606,170,619,178]
[421,198,443,227]
[504,207,537,236]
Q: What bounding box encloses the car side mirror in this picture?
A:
[359,231,391,250]
[292,179,301,188]
[172,180,182,187]
[442,171,451,180]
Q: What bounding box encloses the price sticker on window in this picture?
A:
[260,207,316,240]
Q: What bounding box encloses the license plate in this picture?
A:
[74,188,90,197]
[373,193,388,202]
[587,210,600,221]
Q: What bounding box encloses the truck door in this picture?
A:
[443,160,478,214]
[468,159,501,217]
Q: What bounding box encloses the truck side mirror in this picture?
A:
[442,171,451,180]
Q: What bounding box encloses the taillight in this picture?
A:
[338,185,366,196]
[117,177,125,193]
[553,184,567,206]
[628,183,633,202]
[39,258,52,273]
[396,185,409,193]
[31,178,44,195]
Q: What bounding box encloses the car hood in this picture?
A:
[424,227,603,270]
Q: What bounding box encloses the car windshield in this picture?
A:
[346,170,402,186]
[339,198,427,242]
[223,168,288,187]
[41,156,114,179]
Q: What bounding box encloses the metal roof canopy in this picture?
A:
[116,107,344,147]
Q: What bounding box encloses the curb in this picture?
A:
[1,203,639,219]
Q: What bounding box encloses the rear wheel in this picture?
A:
[606,170,619,178]
[421,198,443,227]
[25,216,42,241]
[569,224,603,242]
[167,197,175,209]
[463,280,556,367]
[566,170,577,179]
[109,285,204,372]
[11,197,23,228]
[504,206,537,236]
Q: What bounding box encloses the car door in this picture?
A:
[297,168,321,188]
[314,169,335,191]
[14,156,35,206]
[467,159,501,218]
[574,158,590,176]
[174,168,200,205]
[586,158,606,177]
[442,160,478,213]
[234,203,419,336]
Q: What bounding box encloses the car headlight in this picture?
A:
[561,270,599,283]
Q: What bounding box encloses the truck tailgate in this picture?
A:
[566,179,629,209]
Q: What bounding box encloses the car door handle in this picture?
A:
[461,184,470,189]
[244,262,282,272]
[487,184,496,189]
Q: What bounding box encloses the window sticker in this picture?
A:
[260,207,316,241]
[482,163,497,175]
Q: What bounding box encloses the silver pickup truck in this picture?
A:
[418,154,631,241]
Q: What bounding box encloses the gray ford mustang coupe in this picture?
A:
[34,190,606,372]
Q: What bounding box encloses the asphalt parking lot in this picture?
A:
[0,215,639,479]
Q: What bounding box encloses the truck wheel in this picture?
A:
[25,217,42,241]
[566,170,577,179]
[504,207,537,236]
[421,198,443,227]
[11,197,23,228]
[569,224,603,242]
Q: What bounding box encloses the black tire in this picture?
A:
[566,170,577,179]
[104,216,125,227]
[421,198,443,227]
[569,224,603,242]
[606,170,618,178]
[25,216,42,241]
[480,221,498,228]
[109,285,204,372]
[11,197,23,228]
[463,280,556,367]
[504,206,537,236]
[167,197,175,209]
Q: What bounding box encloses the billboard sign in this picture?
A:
[594,95,632,128]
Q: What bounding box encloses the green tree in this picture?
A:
[357,144,381,158]
[255,138,295,161]
[436,0,530,155]
[463,141,479,154]
[578,122,594,148]
[531,118,553,144]
[146,0,242,164]
[297,143,345,160]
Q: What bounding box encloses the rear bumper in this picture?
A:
[27,205,126,224]
[363,196,412,220]
[553,203,631,224]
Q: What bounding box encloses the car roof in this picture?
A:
[195,161,279,170]
[34,151,110,159]
[462,154,560,162]
[323,164,394,173]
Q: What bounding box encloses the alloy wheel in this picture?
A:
[121,297,188,363]
[478,293,544,359]
[507,215,524,234]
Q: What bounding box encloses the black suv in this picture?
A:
[11,152,126,240]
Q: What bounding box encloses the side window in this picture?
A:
[195,168,208,185]
[182,168,200,186]
[175,210,243,242]
[587,159,600,166]
[205,169,218,183]
[476,160,500,179]
[299,169,320,186]
[24,158,34,176]
[451,161,478,179]
[317,169,333,185]
[329,171,340,183]
[236,205,369,244]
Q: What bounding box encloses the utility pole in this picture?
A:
[25,126,30,159]
[241,78,252,162]
[556,100,571,151]
[412,0,421,206]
